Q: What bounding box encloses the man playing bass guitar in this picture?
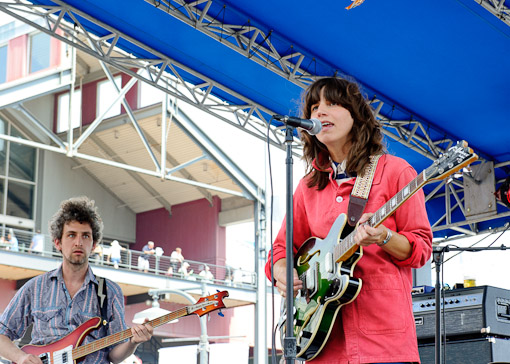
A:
[266,77,433,363]
[0,196,153,364]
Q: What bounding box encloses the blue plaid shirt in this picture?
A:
[0,265,128,363]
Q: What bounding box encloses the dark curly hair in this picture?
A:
[49,196,103,244]
[300,77,385,190]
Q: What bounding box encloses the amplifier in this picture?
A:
[413,285,510,340]
[418,336,510,364]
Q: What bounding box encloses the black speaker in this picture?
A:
[418,337,510,364]
[413,286,510,339]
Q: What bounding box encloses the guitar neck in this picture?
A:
[334,170,427,262]
[72,307,187,359]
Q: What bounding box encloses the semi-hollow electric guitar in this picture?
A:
[18,291,228,364]
[280,141,478,360]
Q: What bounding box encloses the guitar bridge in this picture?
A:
[39,353,50,364]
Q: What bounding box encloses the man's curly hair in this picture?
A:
[49,196,103,243]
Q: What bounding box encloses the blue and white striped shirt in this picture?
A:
[0,265,128,363]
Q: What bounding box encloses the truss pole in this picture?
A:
[165,155,208,176]
[88,43,161,171]
[446,179,452,225]
[254,193,268,364]
[0,133,65,154]
[73,75,139,150]
[67,37,76,156]
[14,104,66,149]
[432,211,510,232]
[161,91,168,179]
[72,151,246,196]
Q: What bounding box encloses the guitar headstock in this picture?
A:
[189,291,229,317]
[425,141,478,181]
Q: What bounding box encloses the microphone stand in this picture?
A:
[432,244,509,364]
[283,125,296,363]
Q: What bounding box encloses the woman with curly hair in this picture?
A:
[266,77,432,363]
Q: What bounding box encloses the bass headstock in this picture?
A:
[189,291,229,317]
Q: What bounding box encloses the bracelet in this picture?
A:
[377,229,393,246]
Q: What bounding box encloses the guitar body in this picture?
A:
[19,317,102,364]
[284,213,363,361]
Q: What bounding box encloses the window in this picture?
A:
[6,180,33,220]
[57,89,82,133]
[139,78,164,108]
[29,32,51,73]
[0,120,37,222]
[9,128,36,181]
[0,44,7,84]
[97,76,122,119]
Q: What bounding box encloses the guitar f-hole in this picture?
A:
[297,249,320,267]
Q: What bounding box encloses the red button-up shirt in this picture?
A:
[266,154,432,364]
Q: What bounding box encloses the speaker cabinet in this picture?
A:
[418,337,510,364]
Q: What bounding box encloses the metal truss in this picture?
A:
[0,0,298,154]
[0,11,263,207]
[144,0,317,88]
[372,98,510,236]
[476,0,510,27]
[1,0,509,236]
[143,0,510,235]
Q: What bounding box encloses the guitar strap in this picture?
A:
[347,154,382,226]
[95,275,109,329]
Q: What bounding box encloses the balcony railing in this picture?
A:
[0,228,257,289]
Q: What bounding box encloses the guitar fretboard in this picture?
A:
[73,307,187,359]
[333,170,427,262]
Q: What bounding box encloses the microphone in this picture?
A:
[273,114,322,135]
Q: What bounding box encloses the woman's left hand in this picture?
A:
[354,212,388,247]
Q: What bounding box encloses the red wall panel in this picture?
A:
[6,35,27,82]
[49,29,63,68]
[122,72,138,112]
[81,80,97,126]
[135,196,226,266]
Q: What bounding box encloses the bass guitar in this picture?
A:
[281,141,478,360]
[18,291,229,364]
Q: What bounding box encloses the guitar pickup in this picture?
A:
[305,263,318,299]
[325,252,334,273]
[306,268,315,291]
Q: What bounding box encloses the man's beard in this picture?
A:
[64,252,89,266]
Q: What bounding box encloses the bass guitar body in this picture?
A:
[284,213,363,361]
[19,317,102,364]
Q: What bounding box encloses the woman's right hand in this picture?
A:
[273,259,303,297]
